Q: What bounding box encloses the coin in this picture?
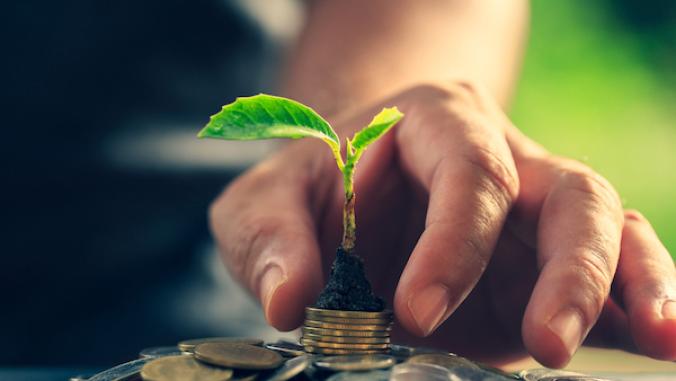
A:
[303,346,384,355]
[194,343,283,370]
[300,338,389,350]
[302,332,390,344]
[262,355,310,381]
[390,362,454,381]
[326,370,391,381]
[304,319,392,331]
[264,341,305,357]
[302,326,390,337]
[306,307,393,319]
[519,369,586,381]
[308,316,391,325]
[313,354,396,371]
[407,353,480,370]
[139,346,183,359]
[88,358,151,381]
[178,338,263,353]
[141,355,233,381]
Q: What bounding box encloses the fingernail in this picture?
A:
[662,300,676,320]
[548,308,584,357]
[408,283,451,336]
[260,265,286,319]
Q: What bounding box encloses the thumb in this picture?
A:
[209,164,324,330]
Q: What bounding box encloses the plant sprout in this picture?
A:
[198,94,403,253]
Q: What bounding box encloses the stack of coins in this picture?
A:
[300,307,394,355]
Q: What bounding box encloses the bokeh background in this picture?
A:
[1,0,674,370]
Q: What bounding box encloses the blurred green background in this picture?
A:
[511,0,676,259]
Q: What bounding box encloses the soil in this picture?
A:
[314,246,385,312]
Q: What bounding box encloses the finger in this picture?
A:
[616,210,676,360]
[522,165,624,368]
[393,83,520,337]
[209,157,324,331]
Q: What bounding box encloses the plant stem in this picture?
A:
[341,143,358,252]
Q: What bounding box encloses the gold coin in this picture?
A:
[300,338,389,350]
[178,338,263,353]
[304,319,392,331]
[194,343,283,370]
[302,326,390,337]
[301,332,390,344]
[306,316,391,325]
[306,307,392,319]
[407,353,480,370]
[141,355,233,381]
[313,354,396,371]
[303,346,385,355]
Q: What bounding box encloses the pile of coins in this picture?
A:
[300,307,394,355]
[74,338,617,381]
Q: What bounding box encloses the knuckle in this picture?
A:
[464,144,520,208]
[559,167,622,213]
[624,209,647,223]
[570,250,614,316]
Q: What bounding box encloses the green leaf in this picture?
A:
[198,94,340,149]
[350,107,403,151]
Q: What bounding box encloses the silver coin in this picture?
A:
[262,354,311,381]
[390,362,457,381]
[407,353,481,371]
[139,346,183,359]
[264,341,306,357]
[519,369,587,381]
[87,358,150,381]
[314,354,396,372]
[326,370,391,381]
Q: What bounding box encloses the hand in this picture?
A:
[209,82,676,367]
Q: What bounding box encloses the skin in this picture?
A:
[209,0,676,368]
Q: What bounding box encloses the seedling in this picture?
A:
[199,94,403,311]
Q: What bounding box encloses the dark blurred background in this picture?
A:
[0,0,674,369]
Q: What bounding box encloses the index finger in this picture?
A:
[393,83,519,337]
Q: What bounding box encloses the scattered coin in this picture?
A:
[178,338,264,353]
[141,355,233,381]
[302,332,390,344]
[326,370,391,381]
[390,362,455,381]
[262,355,311,381]
[306,307,393,319]
[194,343,283,370]
[519,369,587,381]
[139,346,183,359]
[88,358,151,381]
[264,341,305,357]
[302,326,390,338]
[313,354,396,372]
[300,338,389,350]
[304,319,392,331]
[407,353,481,370]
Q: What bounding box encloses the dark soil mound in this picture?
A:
[314,247,384,312]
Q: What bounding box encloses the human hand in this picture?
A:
[208,82,676,367]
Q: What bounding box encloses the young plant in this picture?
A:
[198,94,403,254]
